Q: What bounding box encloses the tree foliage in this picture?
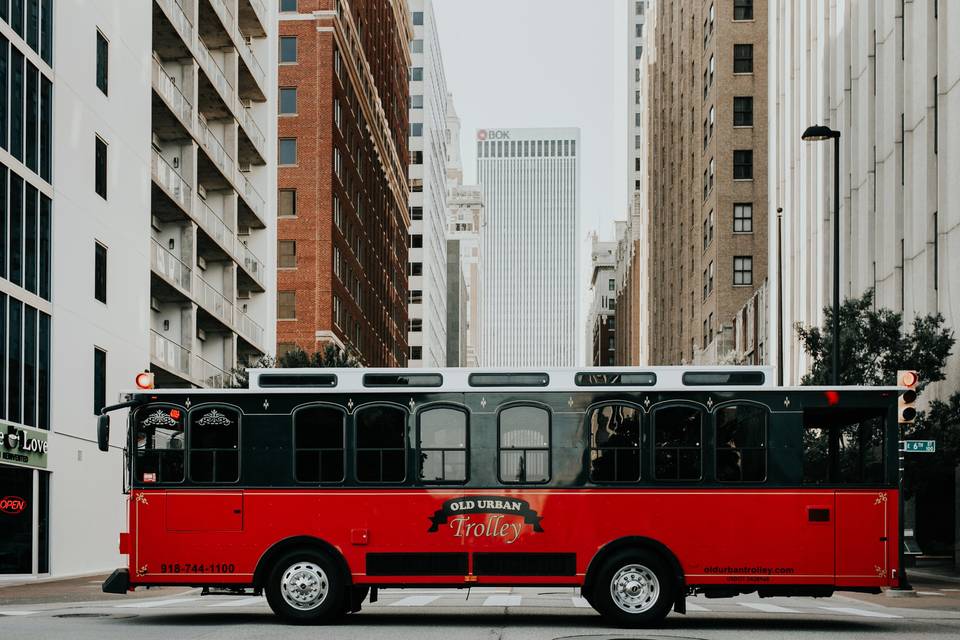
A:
[226,344,360,388]
[795,289,954,392]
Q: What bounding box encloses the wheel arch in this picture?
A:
[252,536,352,589]
[584,536,686,597]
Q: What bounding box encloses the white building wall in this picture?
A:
[770,0,957,396]
[407,0,448,368]
[477,128,581,367]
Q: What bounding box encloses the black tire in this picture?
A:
[590,549,675,628]
[265,549,346,625]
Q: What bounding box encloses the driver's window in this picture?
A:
[135,406,185,483]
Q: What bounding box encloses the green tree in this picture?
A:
[226,344,360,388]
[795,289,954,391]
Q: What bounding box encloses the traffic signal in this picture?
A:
[897,370,918,424]
[135,371,155,390]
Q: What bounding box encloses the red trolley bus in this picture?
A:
[96,366,905,627]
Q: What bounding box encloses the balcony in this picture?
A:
[238,0,267,38]
[151,330,234,388]
[151,238,193,294]
[196,115,235,182]
[151,148,192,215]
[152,58,194,135]
[154,0,194,58]
[193,270,235,330]
[238,104,266,164]
[196,39,234,117]
[206,0,267,98]
[236,169,265,222]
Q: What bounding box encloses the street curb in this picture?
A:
[0,571,110,590]
[907,569,960,584]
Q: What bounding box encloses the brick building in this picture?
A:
[646,0,768,365]
[277,0,411,366]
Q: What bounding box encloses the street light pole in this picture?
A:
[801,125,842,385]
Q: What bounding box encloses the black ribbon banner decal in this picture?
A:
[428,496,544,533]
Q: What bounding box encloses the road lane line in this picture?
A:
[916,591,946,597]
[207,596,266,608]
[571,596,591,608]
[685,602,709,612]
[388,595,442,607]
[482,595,522,607]
[116,597,203,609]
[820,606,901,619]
[0,611,36,616]
[738,602,800,613]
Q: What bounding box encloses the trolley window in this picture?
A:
[189,407,240,483]
[418,407,468,483]
[498,406,550,483]
[294,406,345,483]
[653,405,703,480]
[716,405,767,482]
[134,406,185,483]
[355,406,407,482]
[803,407,886,484]
[588,404,641,482]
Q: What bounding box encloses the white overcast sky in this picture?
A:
[433,0,628,364]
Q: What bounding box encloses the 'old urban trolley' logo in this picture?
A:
[428,496,543,544]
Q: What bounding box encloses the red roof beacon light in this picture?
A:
[824,390,840,406]
[897,370,919,424]
[135,371,155,390]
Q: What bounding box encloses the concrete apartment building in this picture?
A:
[444,97,483,367]
[277,0,410,366]
[0,0,276,578]
[769,1,960,394]
[587,234,617,366]
[646,0,768,365]
[477,127,580,367]
[406,0,449,367]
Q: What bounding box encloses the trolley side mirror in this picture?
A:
[97,414,110,452]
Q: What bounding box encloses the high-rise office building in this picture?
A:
[277,0,411,366]
[0,0,276,578]
[770,1,960,393]
[407,0,449,367]
[476,127,580,367]
[646,0,768,365]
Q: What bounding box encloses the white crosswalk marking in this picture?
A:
[0,611,36,616]
[388,595,442,607]
[116,597,203,609]
[482,595,522,607]
[738,602,800,613]
[685,602,709,612]
[207,596,265,608]
[916,591,946,597]
[820,606,901,619]
[570,596,591,608]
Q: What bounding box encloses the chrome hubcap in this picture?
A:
[610,563,660,614]
[280,562,328,611]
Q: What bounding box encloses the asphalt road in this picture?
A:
[3,584,960,639]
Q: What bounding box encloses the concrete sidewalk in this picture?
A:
[0,575,191,606]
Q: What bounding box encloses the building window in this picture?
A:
[411,67,423,81]
[334,98,341,129]
[94,242,107,303]
[280,0,298,11]
[733,96,753,126]
[734,256,753,285]
[708,261,715,293]
[409,234,422,248]
[410,346,422,360]
[411,39,423,54]
[608,278,615,291]
[410,94,423,109]
[278,189,296,217]
[279,87,297,114]
[410,206,423,220]
[410,122,423,136]
[93,347,106,415]
[499,405,550,483]
[412,11,424,25]
[95,29,108,95]
[408,319,422,333]
[410,178,423,193]
[94,135,107,199]
[409,289,423,304]
[410,150,423,165]
[733,150,753,179]
[733,0,754,20]
[279,138,297,165]
[734,203,753,232]
[733,44,754,73]
[408,262,423,276]
[278,291,296,320]
[278,240,296,269]
[279,36,297,63]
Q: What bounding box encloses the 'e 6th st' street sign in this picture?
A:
[902,440,936,453]
[1,422,49,469]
